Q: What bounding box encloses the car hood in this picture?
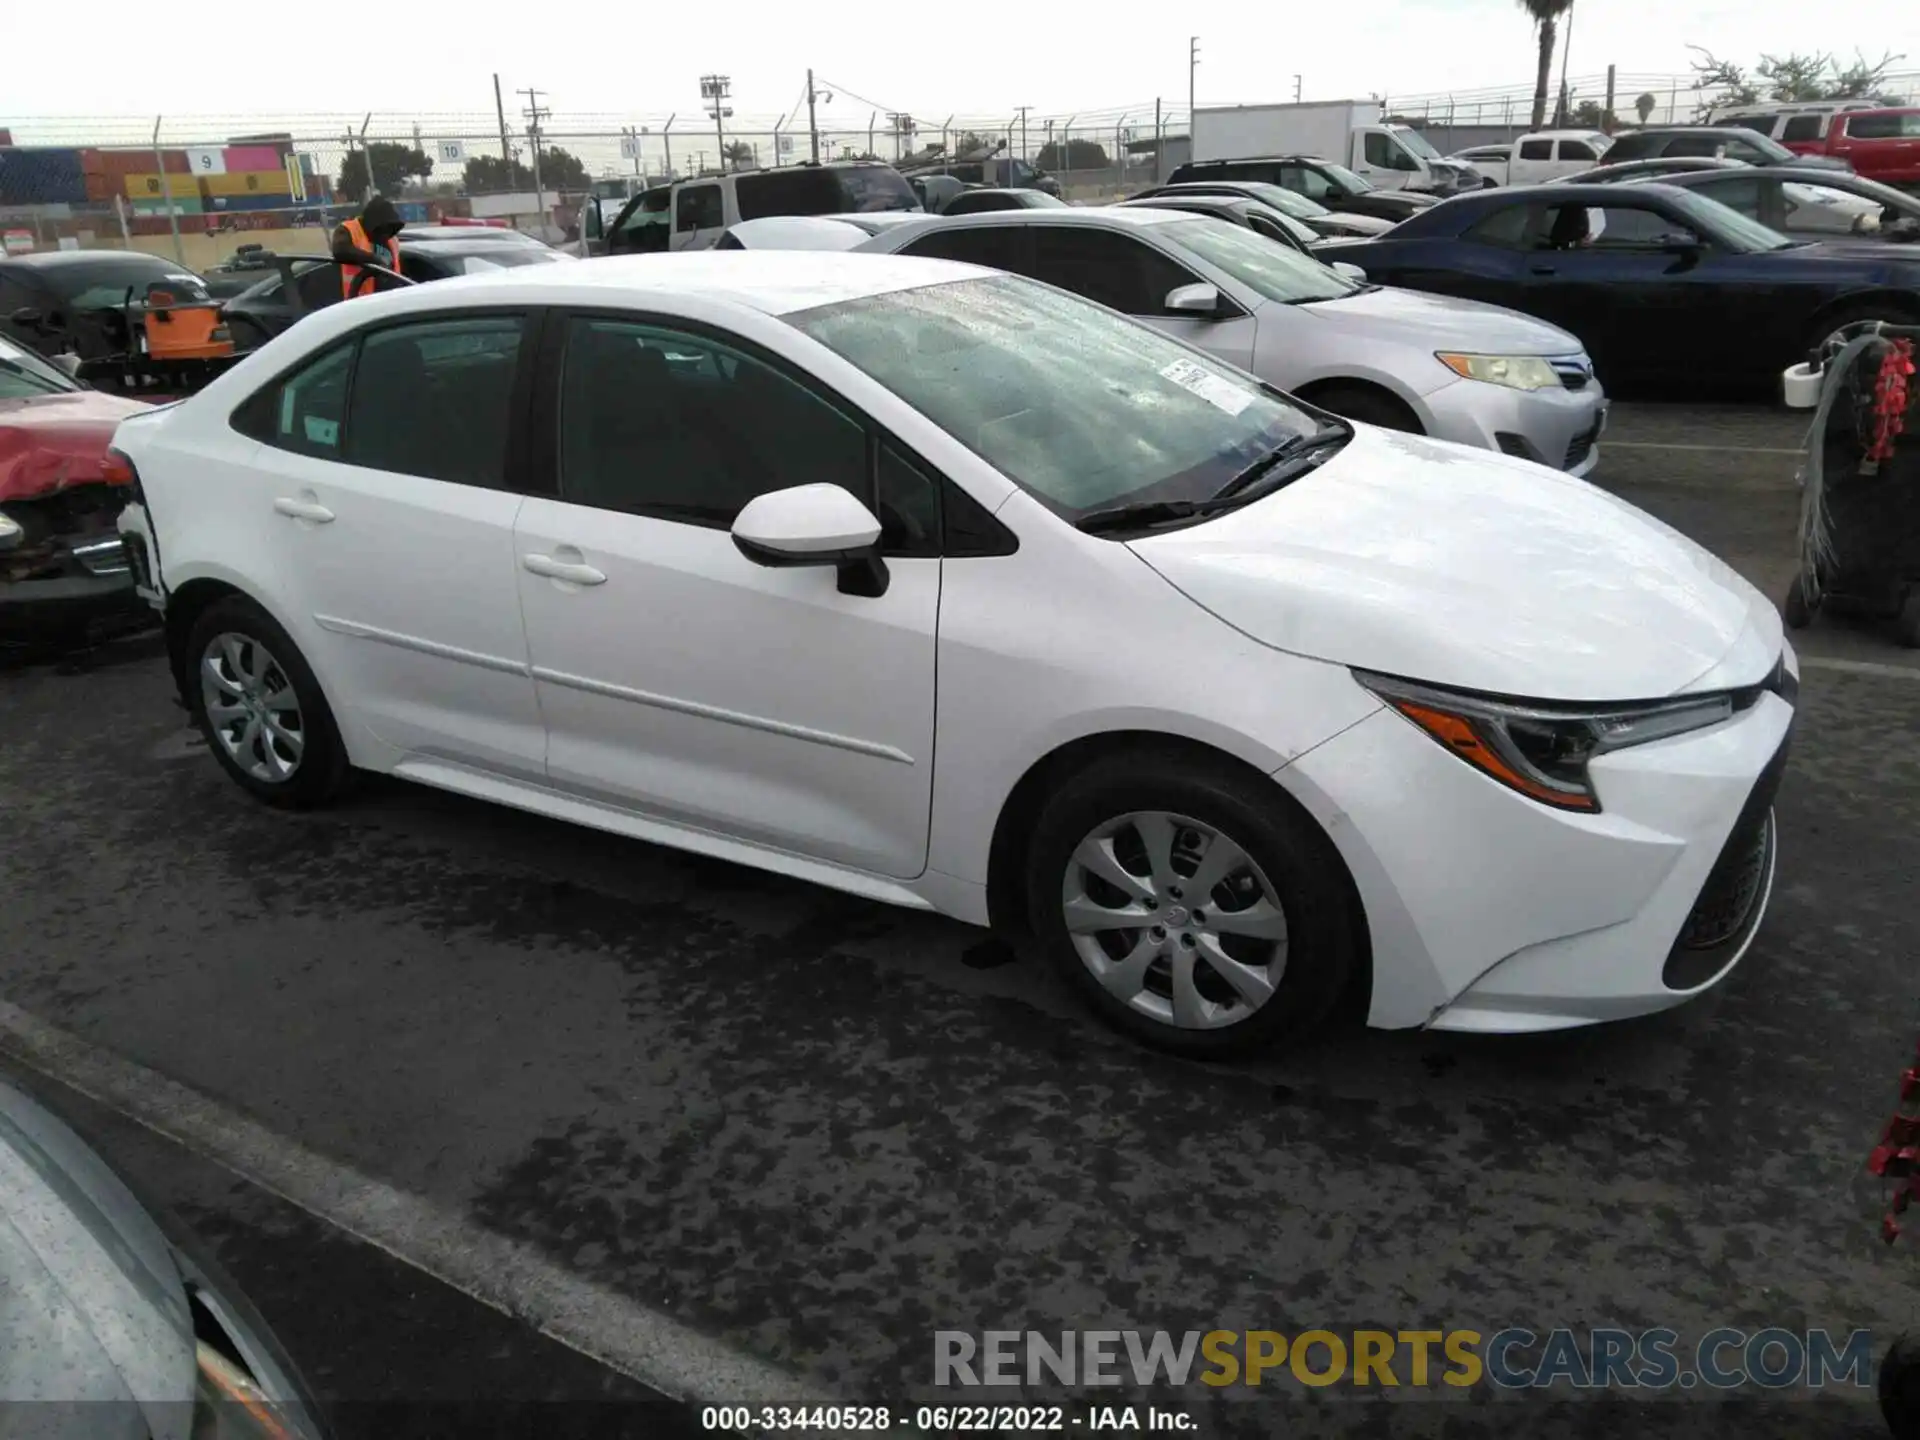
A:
[0,391,148,503]
[1298,284,1582,355]
[1127,426,1780,701]
[0,1084,194,1434]
[1315,212,1393,236]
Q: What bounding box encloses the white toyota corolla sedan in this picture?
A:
[112,252,1795,1057]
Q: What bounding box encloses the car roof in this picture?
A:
[1183,154,1332,166]
[1628,125,1766,137]
[1521,128,1609,140]
[1,249,185,269]
[323,250,982,317]
[898,206,1192,231]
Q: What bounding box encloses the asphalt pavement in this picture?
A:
[1,401,1917,1439]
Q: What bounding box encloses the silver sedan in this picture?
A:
[853,207,1609,476]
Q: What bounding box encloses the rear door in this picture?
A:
[1509,137,1555,185]
[671,183,725,250]
[228,310,545,775]
[1831,112,1920,185]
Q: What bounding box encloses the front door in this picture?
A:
[240,312,545,775]
[514,313,940,879]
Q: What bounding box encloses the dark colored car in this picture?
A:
[221,237,568,350]
[1621,165,1920,243]
[1129,180,1395,238]
[1560,156,1750,184]
[909,174,977,212]
[0,1078,330,1438]
[1166,156,1438,222]
[0,337,151,644]
[940,187,1069,216]
[0,250,215,369]
[1600,125,1851,172]
[1334,182,1920,394]
[901,154,1062,197]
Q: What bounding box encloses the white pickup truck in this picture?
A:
[1450,130,1613,186]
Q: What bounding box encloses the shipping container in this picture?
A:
[131,189,205,215]
[200,170,291,198]
[204,192,295,214]
[124,172,201,202]
[91,148,189,178]
[0,147,89,206]
[222,144,284,172]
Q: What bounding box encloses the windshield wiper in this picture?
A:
[1075,423,1352,536]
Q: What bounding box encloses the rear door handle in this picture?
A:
[522,553,607,586]
[272,497,334,523]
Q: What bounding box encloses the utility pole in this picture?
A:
[493,74,513,164]
[1604,63,1617,132]
[1189,37,1200,127]
[1557,2,1576,126]
[887,113,910,161]
[1154,97,1163,182]
[1015,105,1030,163]
[662,114,675,180]
[1293,75,1303,103]
[806,68,825,164]
[151,116,183,265]
[701,75,733,172]
[518,88,548,216]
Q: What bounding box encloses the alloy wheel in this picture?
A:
[201,631,305,783]
[1060,810,1290,1031]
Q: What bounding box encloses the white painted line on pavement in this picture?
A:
[0,998,835,1409]
[1799,656,1920,682]
[1603,442,1806,456]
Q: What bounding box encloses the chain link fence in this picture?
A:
[5,68,1916,264]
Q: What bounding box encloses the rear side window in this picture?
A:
[342,316,526,486]
[1559,140,1599,161]
[734,168,842,220]
[1844,113,1920,140]
[1781,115,1823,142]
[261,343,353,457]
[834,165,920,213]
[1517,140,1553,160]
[1026,228,1195,315]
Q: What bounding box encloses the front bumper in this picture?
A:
[1422,368,1609,477]
[0,536,145,640]
[1279,673,1794,1033]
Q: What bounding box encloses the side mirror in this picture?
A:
[10,307,45,329]
[1332,261,1368,282]
[1165,282,1223,316]
[1663,231,1705,254]
[0,512,21,554]
[731,483,889,597]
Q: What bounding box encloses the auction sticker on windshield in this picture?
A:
[1160,358,1253,417]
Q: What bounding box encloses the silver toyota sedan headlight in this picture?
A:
[1435,352,1562,391]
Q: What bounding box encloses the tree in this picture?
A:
[1688,45,1906,115]
[537,145,591,190]
[1828,50,1905,99]
[462,154,534,193]
[1757,51,1831,102]
[1570,98,1616,131]
[336,142,431,203]
[950,129,991,157]
[721,141,757,170]
[1635,92,1657,124]
[1516,0,1576,130]
[1036,138,1110,170]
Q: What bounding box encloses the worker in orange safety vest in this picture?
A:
[331,195,405,300]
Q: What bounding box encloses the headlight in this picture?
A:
[1435,352,1562,391]
[1355,671,1736,813]
[194,1341,307,1438]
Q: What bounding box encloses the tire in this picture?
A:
[185,595,349,809]
[1782,573,1815,630]
[1024,749,1360,1058]
[1882,1334,1920,1440]
[1304,383,1421,434]
[1896,590,1920,650]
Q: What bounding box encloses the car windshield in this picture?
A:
[1322,162,1374,194]
[1397,129,1441,160]
[786,274,1317,520]
[1664,188,1797,251]
[437,249,568,273]
[1221,183,1326,219]
[1160,217,1358,303]
[41,257,211,310]
[0,335,78,397]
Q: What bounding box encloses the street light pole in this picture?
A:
[701,75,733,173]
[1189,37,1200,127]
[807,68,821,163]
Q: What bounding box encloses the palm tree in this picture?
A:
[1517,0,1576,129]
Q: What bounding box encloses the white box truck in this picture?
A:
[1190,101,1480,194]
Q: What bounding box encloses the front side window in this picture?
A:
[1559,140,1599,161]
[557,316,865,528]
[787,274,1317,521]
[343,316,525,485]
[1159,218,1354,304]
[1026,227,1198,315]
[1690,176,1765,219]
[1363,133,1399,167]
[1277,163,1335,201]
[675,184,723,231]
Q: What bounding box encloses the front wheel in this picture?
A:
[1025,751,1360,1057]
[1896,590,1920,650]
[186,596,350,809]
[1782,573,1815,630]
[1304,383,1421,434]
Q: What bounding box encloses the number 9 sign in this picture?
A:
[187,147,226,175]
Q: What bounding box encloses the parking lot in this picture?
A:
[2,398,1917,1437]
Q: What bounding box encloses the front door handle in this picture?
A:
[522,553,607,586]
[1529,264,1558,276]
[272,497,334,523]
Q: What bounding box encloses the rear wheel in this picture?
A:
[1303,383,1421,433]
[1782,573,1815,630]
[1896,591,1920,650]
[1025,750,1359,1057]
[186,596,349,809]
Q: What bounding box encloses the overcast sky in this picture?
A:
[7,0,1912,135]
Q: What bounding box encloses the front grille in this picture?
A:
[1662,729,1793,990]
[1549,356,1592,391]
[1563,422,1601,469]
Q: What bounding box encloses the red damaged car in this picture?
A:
[0,337,152,646]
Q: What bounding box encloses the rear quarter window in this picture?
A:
[734,168,844,220]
